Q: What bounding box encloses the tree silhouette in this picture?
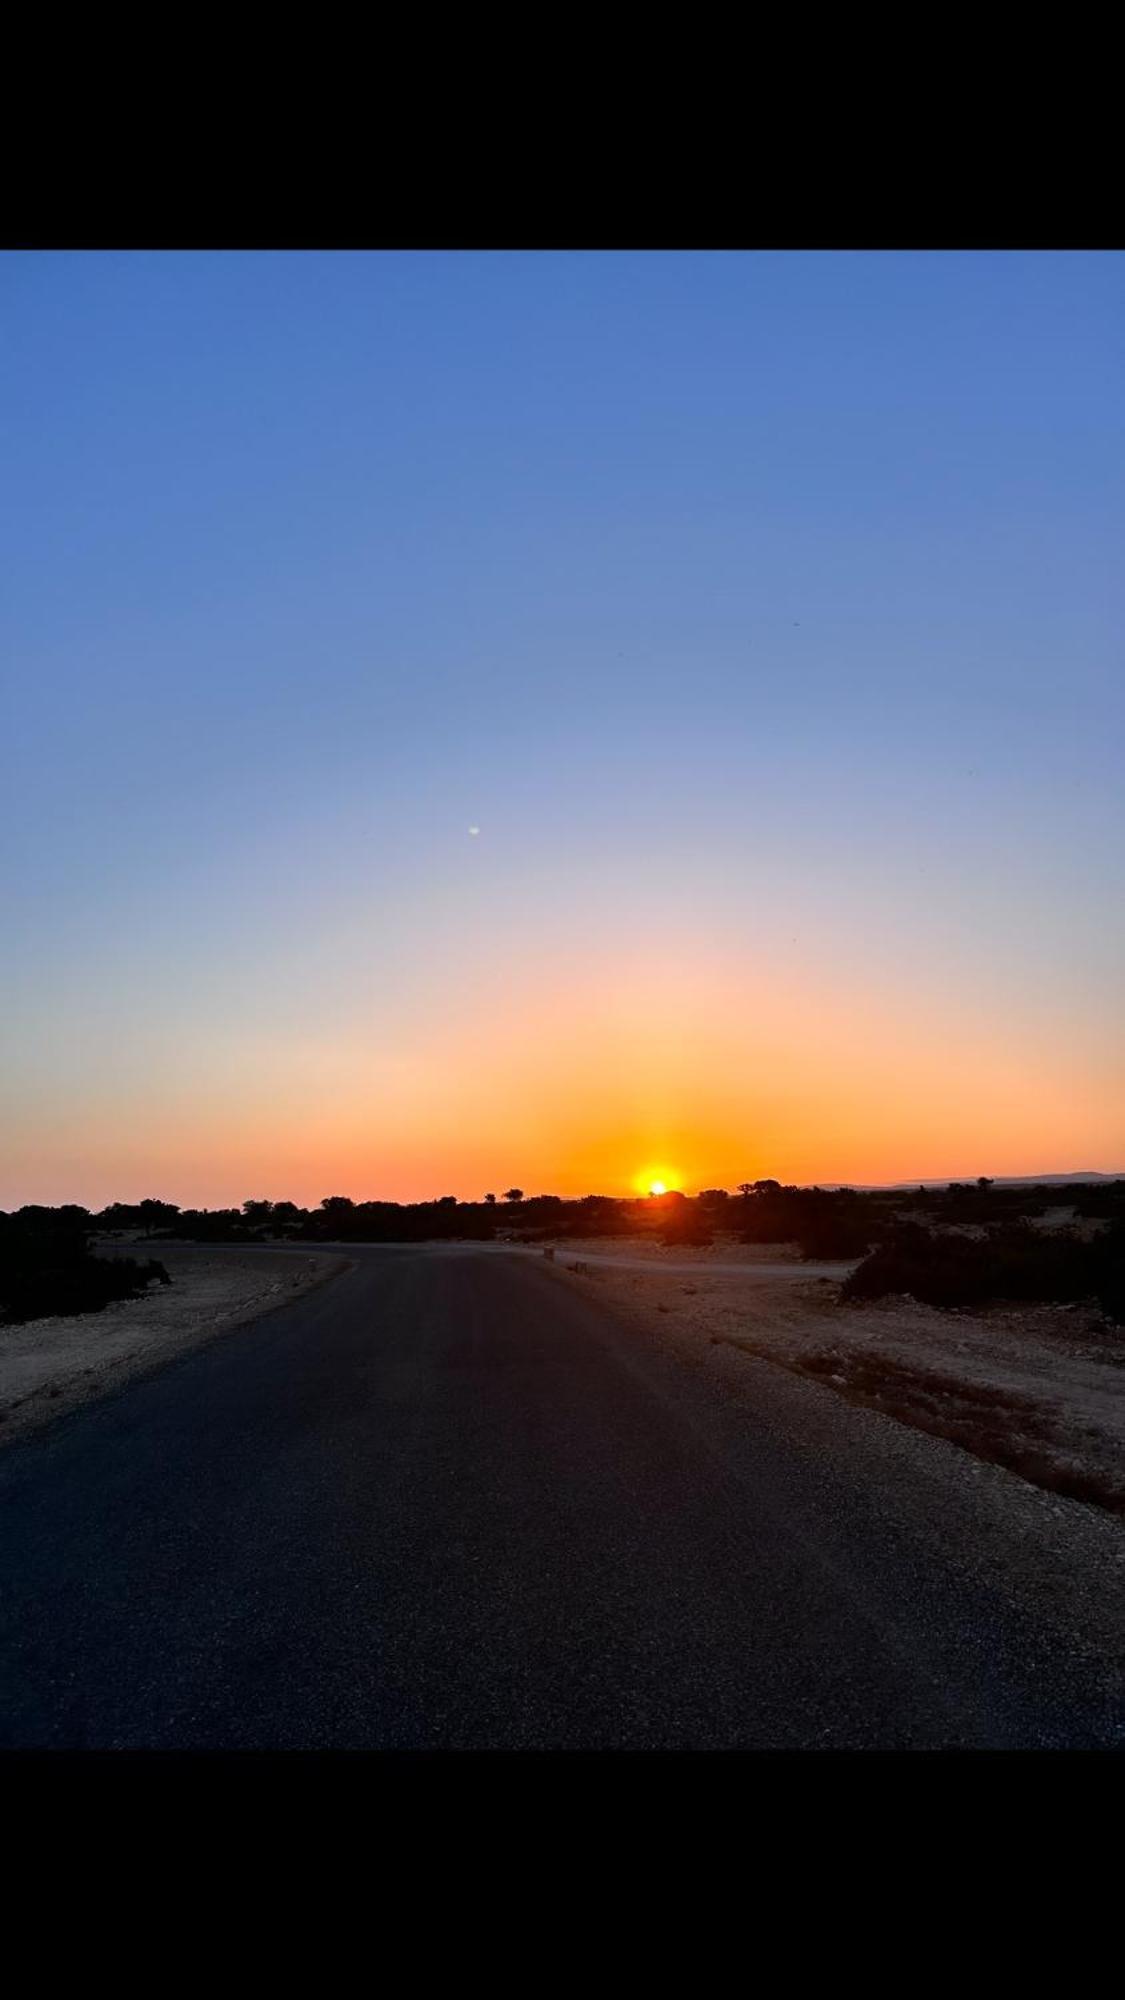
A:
[484,1193,497,1204]
[138,1198,180,1236]
[503,1188,524,1204]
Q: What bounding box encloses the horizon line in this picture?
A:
[8,1168,1125,1213]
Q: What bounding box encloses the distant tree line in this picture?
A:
[4,1179,1122,1324]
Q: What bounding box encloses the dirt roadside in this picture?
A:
[547,1237,1125,1514]
[0,1244,350,1447]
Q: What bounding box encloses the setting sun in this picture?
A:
[649,1180,667,1196]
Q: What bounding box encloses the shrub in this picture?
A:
[843,1222,1125,1321]
[739,1200,794,1245]
[660,1212,714,1250]
[0,1210,172,1325]
[796,1212,876,1260]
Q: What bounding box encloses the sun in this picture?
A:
[648,1180,667,1196]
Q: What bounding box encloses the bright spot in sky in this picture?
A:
[649,1180,667,1196]
[468,825,480,836]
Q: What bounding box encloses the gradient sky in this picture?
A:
[2,250,1122,1207]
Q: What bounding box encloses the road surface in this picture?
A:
[2,1248,1123,1749]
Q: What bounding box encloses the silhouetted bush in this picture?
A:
[660,1210,714,1249]
[296,1199,497,1244]
[1072,1181,1125,1221]
[843,1222,1125,1321]
[738,1187,882,1257]
[95,1198,181,1235]
[796,1210,877,1261]
[739,1200,796,1245]
[697,1189,731,1212]
[1095,1227,1125,1322]
[563,1197,634,1238]
[0,1209,171,1324]
[175,1208,263,1242]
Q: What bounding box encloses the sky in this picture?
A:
[2,249,1122,1207]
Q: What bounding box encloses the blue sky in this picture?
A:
[2,251,1122,1203]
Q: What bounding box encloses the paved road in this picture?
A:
[2,1249,1123,1749]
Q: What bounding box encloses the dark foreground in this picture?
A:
[2,1249,1123,1749]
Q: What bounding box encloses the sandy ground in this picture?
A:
[0,1245,348,1446]
[539,1236,805,1266]
[530,1239,848,1278]
[549,1237,1125,1514]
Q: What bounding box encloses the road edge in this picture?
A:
[0,1251,355,1451]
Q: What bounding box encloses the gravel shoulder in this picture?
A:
[549,1237,1125,1515]
[0,1244,349,1446]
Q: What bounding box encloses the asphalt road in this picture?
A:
[2,1249,1123,1749]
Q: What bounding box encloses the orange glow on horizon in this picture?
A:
[4,929,1121,1212]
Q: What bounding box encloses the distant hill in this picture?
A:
[880,1173,1124,1191]
[808,1173,1124,1191]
